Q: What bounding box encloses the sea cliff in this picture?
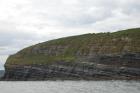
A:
[3,28,140,80]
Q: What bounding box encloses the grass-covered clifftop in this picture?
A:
[5,28,140,66]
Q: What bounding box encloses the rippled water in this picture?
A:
[0,81,140,93]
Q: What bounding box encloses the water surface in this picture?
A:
[0,81,140,93]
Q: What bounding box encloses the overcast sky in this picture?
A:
[0,0,140,70]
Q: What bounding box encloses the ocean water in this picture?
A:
[0,81,140,93]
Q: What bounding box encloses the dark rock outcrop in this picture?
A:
[3,53,140,80]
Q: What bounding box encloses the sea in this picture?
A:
[0,81,140,93]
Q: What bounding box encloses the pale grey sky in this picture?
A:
[0,0,140,70]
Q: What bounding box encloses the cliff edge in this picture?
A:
[3,28,140,80]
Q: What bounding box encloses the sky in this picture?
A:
[0,0,140,70]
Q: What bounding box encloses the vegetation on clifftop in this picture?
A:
[5,28,140,66]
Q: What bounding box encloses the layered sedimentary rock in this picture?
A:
[3,28,140,80]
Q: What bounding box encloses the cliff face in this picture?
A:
[3,28,140,80]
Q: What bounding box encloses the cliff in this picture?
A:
[3,28,140,80]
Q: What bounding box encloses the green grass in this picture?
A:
[5,28,140,66]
